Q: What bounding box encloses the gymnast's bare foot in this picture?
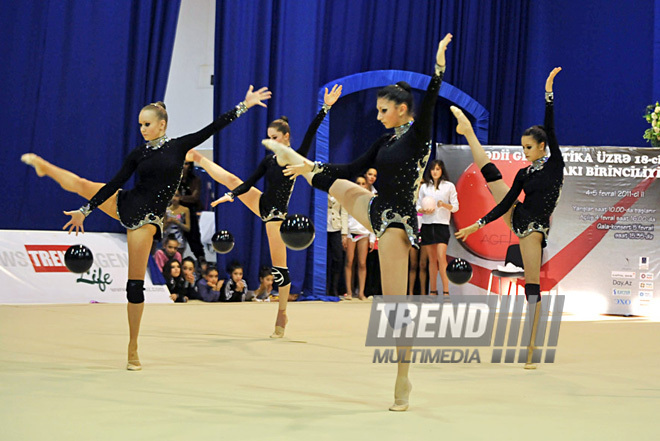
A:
[21,153,47,177]
[261,139,302,168]
[450,106,474,136]
[185,149,203,163]
[270,309,288,338]
[389,376,412,411]
[127,342,142,371]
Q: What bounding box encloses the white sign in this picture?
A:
[0,230,170,304]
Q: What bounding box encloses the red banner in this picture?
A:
[24,245,71,273]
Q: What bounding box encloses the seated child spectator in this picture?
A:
[163,260,188,303]
[154,235,182,272]
[221,261,247,302]
[246,266,277,301]
[180,256,200,300]
[197,265,225,302]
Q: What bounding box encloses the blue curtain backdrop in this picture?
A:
[212,0,657,294]
[1,1,181,232]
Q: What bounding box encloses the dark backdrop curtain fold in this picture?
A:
[1,0,181,232]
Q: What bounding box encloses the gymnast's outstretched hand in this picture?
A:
[63,210,85,235]
[244,85,272,108]
[455,223,479,241]
[210,193,234,207]
[436,33,453,66]
[324,84,343,107]
[545,67,562,93]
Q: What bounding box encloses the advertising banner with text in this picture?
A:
[438,145,659,316]
[0,230,170,304]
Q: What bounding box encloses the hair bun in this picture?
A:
[280,116,289,123]
[155,101,166,109]
[395,81,412,93]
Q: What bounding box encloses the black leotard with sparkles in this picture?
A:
[80,105,247,237]
[479,95,563,247]
[310,69,444,247]
[229,107,329,222]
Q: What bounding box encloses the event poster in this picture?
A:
[439,145,659,316]
[0,230,170,303]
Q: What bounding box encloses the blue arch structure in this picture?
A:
[312,69,489,296]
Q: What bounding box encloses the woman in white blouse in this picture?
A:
[417,160,459,295]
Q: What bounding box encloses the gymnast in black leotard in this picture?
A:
[471,90,563,248]
[21,85,271,371]
[452,67,563,370]
[261,35,453,411]
[187,84,342,338]
[78,103,251,236]
[303,75,443,248]
[224,106,334,222]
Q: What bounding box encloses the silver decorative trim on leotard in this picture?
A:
[79,204,92,217]
[529,156,549,173]
[146,135,169,150]
[377,209,414,240]
[511,214,549,241]
[261,207,287,222]
[321,103,332,112]
[412,147,429,195]
[369,144,431,248]
[235,101,248,117]
[117,209,165,233]
[394,121,413,139]
[509,202,550,241]
[516,221,549,239]
[115,169,185,235]
[435,63,446,77]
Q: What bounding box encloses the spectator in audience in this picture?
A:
[365,167,378,194]
[342,176,375,300]
[417,159,458,296]
[408,188,428,295]
[326,195,346,296]
[408,240,430,295]
[246,266,277,301]
[163,190,191,255]
[179,161,206,267]
[163,260,187,303]
[197,265,225,302]
[154,235,182,272]
[363,167,381,296]
[181,256,200,300]
[221,261,247,302]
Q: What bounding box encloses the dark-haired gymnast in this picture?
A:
[452,67,563,369]
[261,35,453,411]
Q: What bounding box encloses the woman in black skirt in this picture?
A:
[417,159,458,296]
